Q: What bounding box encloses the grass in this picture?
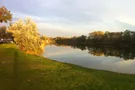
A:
[0,44,135,90]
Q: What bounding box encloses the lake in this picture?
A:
[44,45,135,74]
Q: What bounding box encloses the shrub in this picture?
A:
[7,18,44,55]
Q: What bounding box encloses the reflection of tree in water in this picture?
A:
[88,47,104,56]
[74,45,135,60]
[71,44,86,51]
[54,42,135,60]
[87,45,135,60]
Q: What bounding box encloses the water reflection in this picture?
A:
[44,45,135,74]
[53,44,135,60]
[87,45,135,60]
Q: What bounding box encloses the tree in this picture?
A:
[123,30,131,43]
[0,6,12,23]
[7,18,44,55]
[76,35,86,44]
[0,26,6,38]
[88,31,104,43]
[89,31,104,40]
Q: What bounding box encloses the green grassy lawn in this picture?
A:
[0,44,135,90]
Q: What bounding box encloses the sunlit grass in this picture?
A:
[0,44,135,90]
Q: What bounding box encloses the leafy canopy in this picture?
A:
[7,18,44,55]
[0,6,12,23]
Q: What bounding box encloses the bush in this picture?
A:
[7,18,44,55]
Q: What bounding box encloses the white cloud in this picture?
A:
[1,0,135,36]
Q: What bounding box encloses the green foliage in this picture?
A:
[0,6,12,23]
[7,18,44,55]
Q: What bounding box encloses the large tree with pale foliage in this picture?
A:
[7,18,44,55]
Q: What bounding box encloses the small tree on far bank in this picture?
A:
[7,18,44,55]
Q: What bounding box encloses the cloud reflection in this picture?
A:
[44,45,135,74]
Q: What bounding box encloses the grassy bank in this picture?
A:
[0,44,135,90]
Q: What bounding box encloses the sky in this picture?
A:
[1,0,135,37]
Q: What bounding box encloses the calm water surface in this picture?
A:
[44,45,135,74]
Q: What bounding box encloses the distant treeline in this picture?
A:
[53,30,135,46]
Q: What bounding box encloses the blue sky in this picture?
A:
[1,0,135,37]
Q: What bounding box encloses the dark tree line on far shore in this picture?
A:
[54,30,135,46]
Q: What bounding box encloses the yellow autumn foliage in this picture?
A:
[7,18,44,55]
